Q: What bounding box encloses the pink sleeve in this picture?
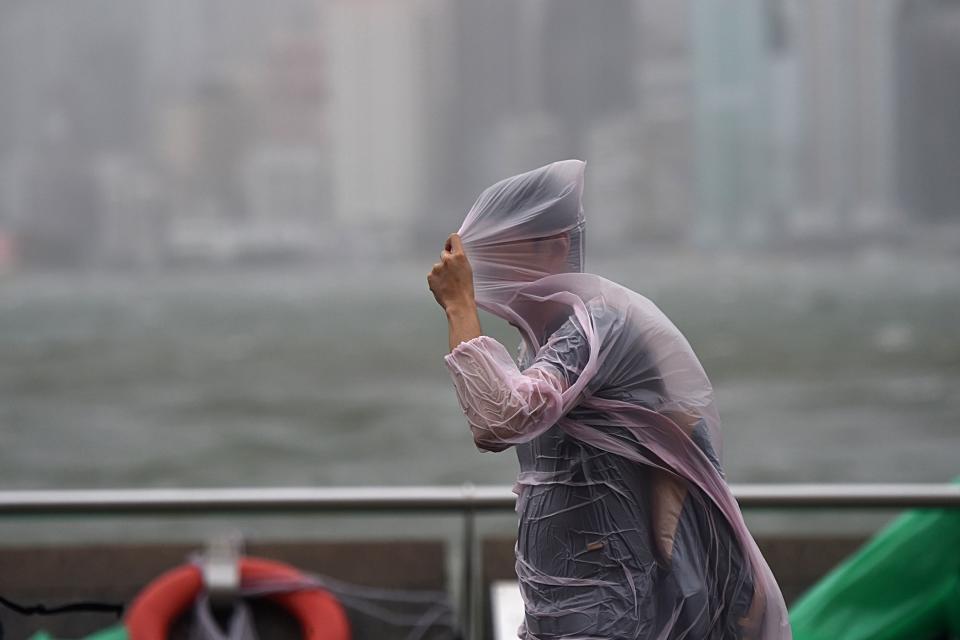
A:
[443,335,569,452]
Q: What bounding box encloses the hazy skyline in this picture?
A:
[0,0,958,270]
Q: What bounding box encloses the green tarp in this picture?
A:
[790,478,960,640]
[29,625,127,640]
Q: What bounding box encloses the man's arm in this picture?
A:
[445,302,482,352]
[432,232,566,453]
[428,233,482,351]
[443,336,566,452]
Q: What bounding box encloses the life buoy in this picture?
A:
[125,556,350,640]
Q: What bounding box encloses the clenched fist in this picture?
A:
[428,233,475,314]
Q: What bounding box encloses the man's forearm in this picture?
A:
[446,302,482,352]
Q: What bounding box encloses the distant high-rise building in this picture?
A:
[633,0,696,243]
[692,0,900,246]
[793,0,899,236]
[325,0,450,230]
[0,3,148,267]
[896,0,960,222]
[435,0,528,219]
[541,0,637,156]
[243,146,331,227]
[583,112,644,249]
[691,0,771,247]
[93,154,166,269]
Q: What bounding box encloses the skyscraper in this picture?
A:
[896,0,960,222]
[325,0,449,230]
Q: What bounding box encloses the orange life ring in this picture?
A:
[125,556,350,640]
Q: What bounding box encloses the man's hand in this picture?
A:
[428,233,475,314]
[429,233,482,351]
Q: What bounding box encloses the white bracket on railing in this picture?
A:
[202,531,244,609]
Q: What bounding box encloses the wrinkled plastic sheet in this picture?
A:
[444,160,791,639]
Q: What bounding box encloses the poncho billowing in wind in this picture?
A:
[443,160,791,639]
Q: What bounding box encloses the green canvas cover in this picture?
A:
[790,477,960,640]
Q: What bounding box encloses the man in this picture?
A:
[428,160,790,639]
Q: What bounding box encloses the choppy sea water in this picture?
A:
[1,250,958,492]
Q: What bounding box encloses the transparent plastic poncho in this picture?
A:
[443,160,791,639]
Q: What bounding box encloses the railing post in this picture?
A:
[460,482,479,640]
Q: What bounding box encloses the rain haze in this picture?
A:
[0,0,958,499]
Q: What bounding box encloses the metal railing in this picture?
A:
[1,483,958,640]
[1,483,958,514]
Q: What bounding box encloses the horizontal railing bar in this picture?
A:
[0,484,957,516]
[731,483,960,508]
[0,486,510,515]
